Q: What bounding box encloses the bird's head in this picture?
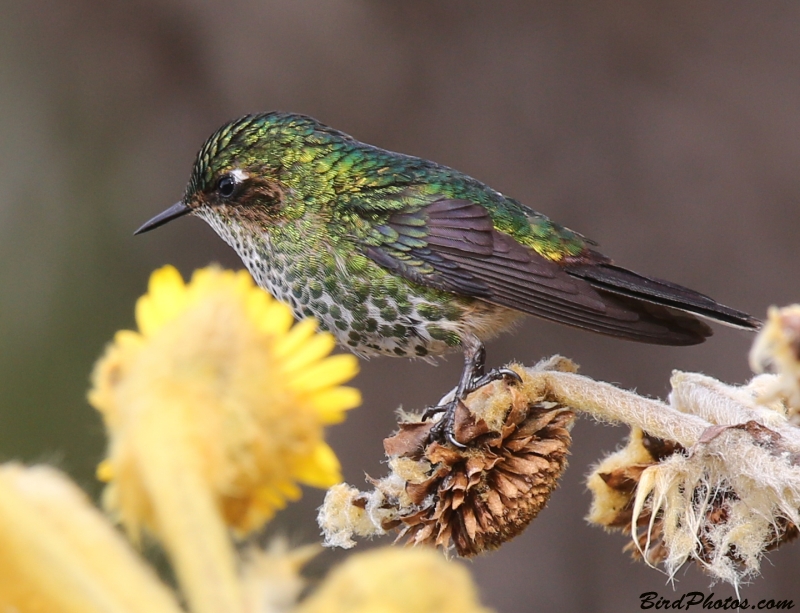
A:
[135,112,334,237]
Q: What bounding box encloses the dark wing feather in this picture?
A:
[566,262,761,330]
[363,199,718,345]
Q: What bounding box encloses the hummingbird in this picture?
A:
[136,112,760,445]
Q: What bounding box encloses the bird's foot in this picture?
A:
[421,403,446,422]
[422,367,523,449]
[426,398,466,448]
[465,367,522,395]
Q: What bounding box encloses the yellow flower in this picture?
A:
[88,265,360,613]
[297,547,494,613]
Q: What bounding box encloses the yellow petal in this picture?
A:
[246,291,271,329]
[187,266,220,292]
[96,460,114,482]
[308,387,362,423]
[274,480,303,500]
[113,329,144,349]
[272,317,319,359]
[135,266,186,337]
[279,332,336,375]
[257,300,295,336]
[254,485,291,510]
[294,443,341,488]
[288,355,360,393]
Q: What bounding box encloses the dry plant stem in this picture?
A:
[534,371,708,446]
[671,371,798,436]
[671,372,765,425]
[540,370,800,493]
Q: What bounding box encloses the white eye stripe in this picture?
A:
[230,169,249,183]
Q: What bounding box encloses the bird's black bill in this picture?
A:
[134,201,191,235]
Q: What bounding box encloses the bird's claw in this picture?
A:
[427,400,467,449]
[423,369,521,449]
[466,367,522,395]
[421,403,445,422]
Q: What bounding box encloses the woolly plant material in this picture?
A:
[587,372,800,588]
[586,427,683,547]
[631,421,800,586]
[318,356,577,557]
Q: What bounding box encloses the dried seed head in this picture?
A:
[588,428,691,565]
[589,429,694,566]
[319,358,577,557]
[587,427,799,570]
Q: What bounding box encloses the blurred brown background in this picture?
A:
[1,1,799,611]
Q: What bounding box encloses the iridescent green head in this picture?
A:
[134,112,346,235]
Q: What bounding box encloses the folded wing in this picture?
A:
[363,198,758,345]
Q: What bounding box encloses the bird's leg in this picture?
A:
[424,334,522,448]
[461,343,522,396]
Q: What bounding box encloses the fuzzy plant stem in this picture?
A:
[529,370,709,447]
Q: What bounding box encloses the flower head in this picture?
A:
[90,265,360,535]
[88,265,360,613]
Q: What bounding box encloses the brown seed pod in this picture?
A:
[380,365,576,557]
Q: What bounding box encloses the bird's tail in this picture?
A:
[566,262,761,332]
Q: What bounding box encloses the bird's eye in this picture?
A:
[217,175,237,198]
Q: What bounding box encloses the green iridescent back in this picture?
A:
[188,113,591,261]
